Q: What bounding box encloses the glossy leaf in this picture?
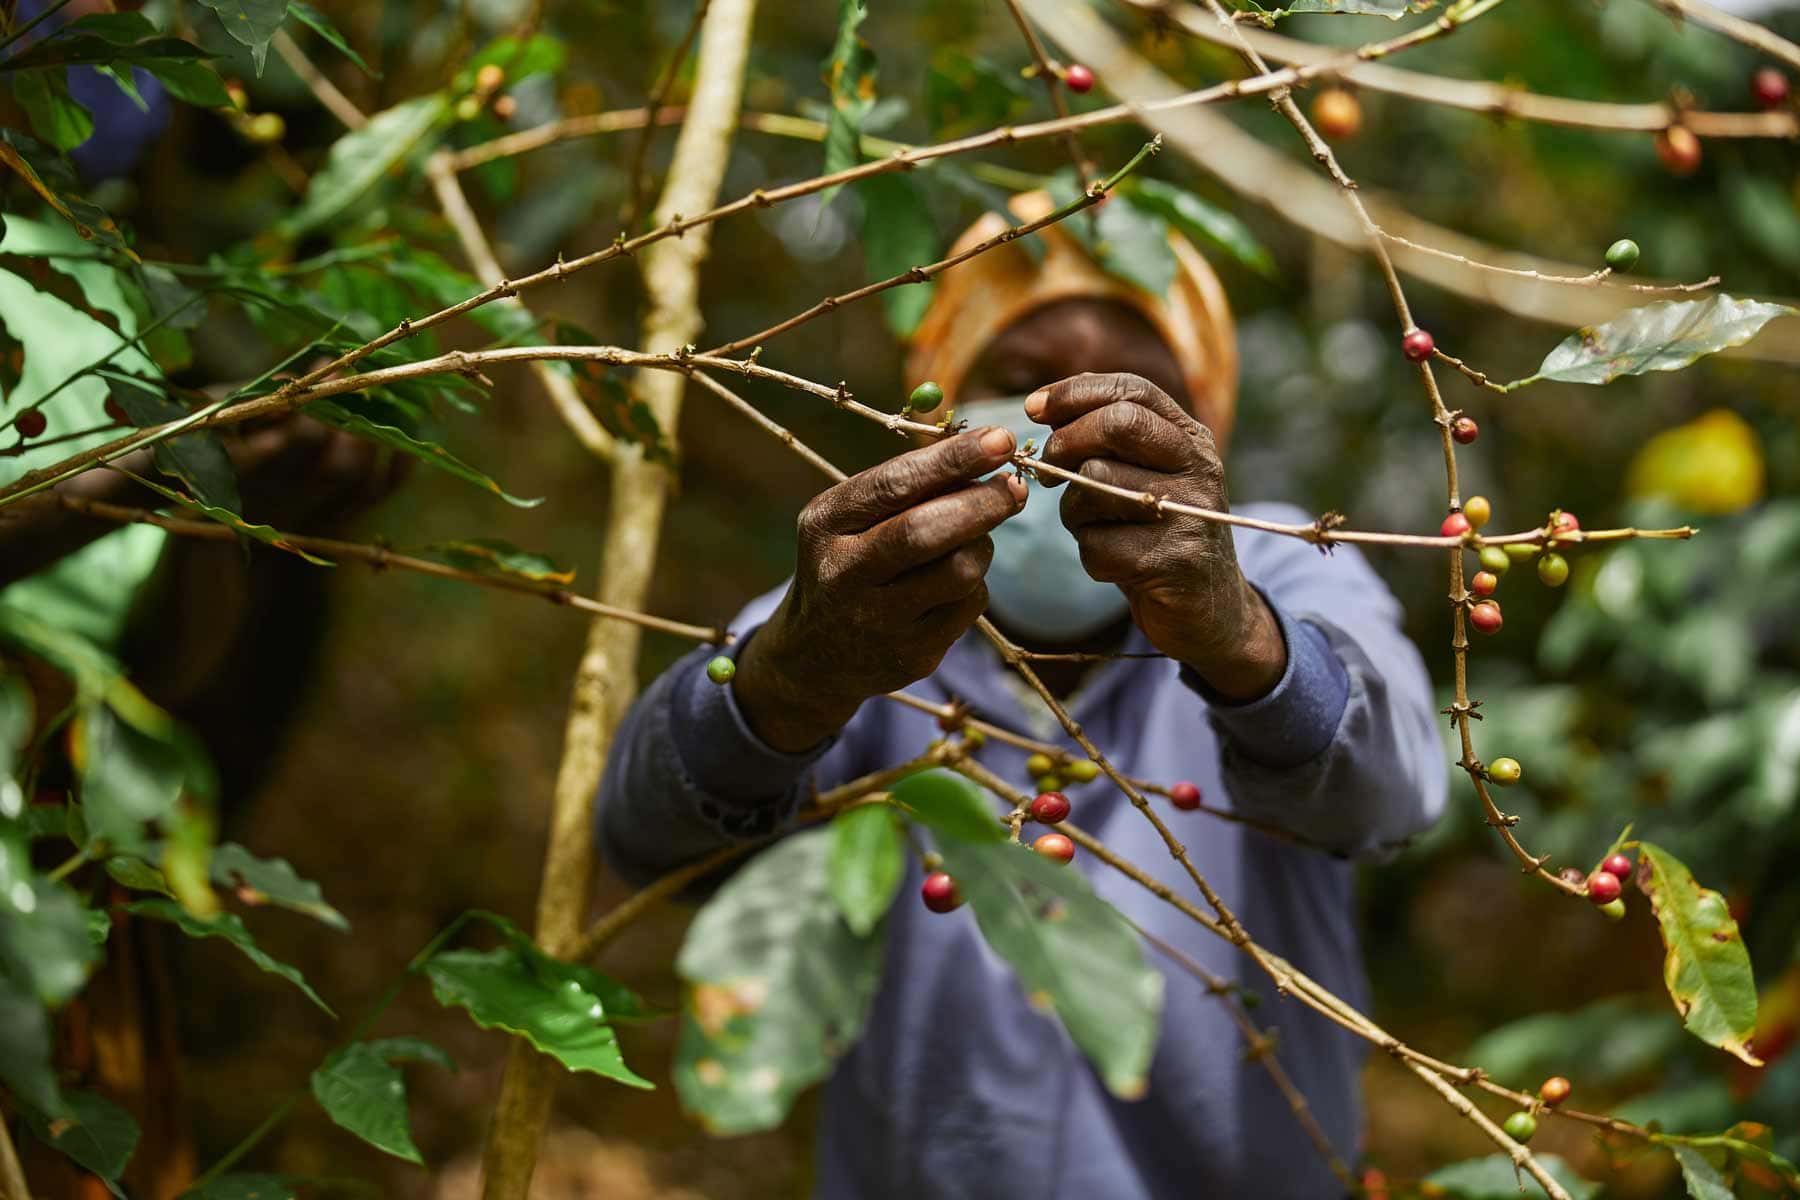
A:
[1046,172,1177,297]
[195,0,288,73]
[23,1089,139,1193]
[1422,1154,1601,1199]
[304,397,540,507]
[76,702,197,853]
[826,803,905,937]
[425,539,574,586]
[0,129,135,257]
[1510,295,1799,389]
[1657,1123,1800,1189]
[819,0,875,208]
[424,923,652,1088]
[282,95,449,235]
[675,830,884,1134]
[554,326,673,464]
[108,378,242,514]
[1635,842,1761,1064]
[141,57,233,108]
[900,771,1161,1098]
[127,900,334,1014]
[106,855,174,896]
[211,843,348,930]
[856,174,936,337]
[464,909,659,1021]
[1126,178,1277,278]
[1672,1146,1735,1200]
[286,2,373,74]
[10,69,95,151]
[0,876,100,1005]
[3,13,213,72]
[309,1038,452,1164]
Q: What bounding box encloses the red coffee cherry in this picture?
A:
[1030,791,1071,825]
[1033,832,1076,865]
[921,871,964,913]
[1655,126,1702,176]
[1602,853,1634,881]
[1552,511,1580,535]
[1441,512,1472,539]
[1064,63,1095,94]
[1402,328,1435,362]
[104,396,130,425]
[14,409,46,438]
[1539,1075,1572,1106]
[1451,416,1479,445]
[1169,780,1202,810]
[1587,870,1623,905]
[1470,571,1499,598]
[1311,87,1362,140]
[1468,600,1503,635]
[1752,67,1790,111]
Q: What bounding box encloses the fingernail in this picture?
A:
[979,426,1014,458]
[1006,474,1027,503]
[1023,389,1048,420]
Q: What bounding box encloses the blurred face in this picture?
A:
[959,297,1194,418]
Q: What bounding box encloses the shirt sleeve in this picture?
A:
[1180,503,1447,859]
[594,586,849,888]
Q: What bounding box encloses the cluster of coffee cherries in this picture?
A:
[1440,499,1580,636]
[1570,852,1636,921]
[1499,1075,1574,1145]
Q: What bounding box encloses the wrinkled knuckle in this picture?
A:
[948,548,985,590]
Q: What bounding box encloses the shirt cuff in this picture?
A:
[670,624,838,806]
[1179,599,1350,769]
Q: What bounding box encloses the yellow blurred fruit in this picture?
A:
[1311,88,1362,141]
[475,64,506,94]
[1626,408,1764,514]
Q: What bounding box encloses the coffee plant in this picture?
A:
[1,0,1798,1196]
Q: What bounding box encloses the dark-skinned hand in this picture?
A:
[734,426,1026,752]
[1026,372,1285,701]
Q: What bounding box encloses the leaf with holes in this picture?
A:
[281,95,449,235]
[211,843,347,930]
[424,928,652,1088]
[425,539,574,586]
[195,0,288,72]
[1636,842,1761,1065]
[1125,178,1276,278]
[1422,1154,1601,1199]
[676,830,884,1134]
[856,174,937,337]
[309,1038,453,1164]
[128,900,334,1015]
[827,803,905,937]
[897,771,1162,1098]
[23,1089,138,1195]
[1509,295,1799,389]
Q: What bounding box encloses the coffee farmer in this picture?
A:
[596,193,1445,1198]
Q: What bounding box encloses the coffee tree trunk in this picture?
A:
[475,1,758,1194]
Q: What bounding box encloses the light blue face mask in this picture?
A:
[961,396,1132,644]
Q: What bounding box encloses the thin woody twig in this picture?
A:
[272,30,366,130]
[999,0,1097,182]
[1652,0,1800,71]
[621,0,711,229]
[1383,231,1722,295]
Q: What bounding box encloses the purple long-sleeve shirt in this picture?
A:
[596,501,1445,1199]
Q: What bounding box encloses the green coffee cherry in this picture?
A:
[1504,542,1541,563]
[1479,545,1511,575]
[1605,238,1640,272]
[1537,552,1570,588]
[1035,774,1063,794]
[1065,759,1101,783]
[1025,752,1055,778]
[1488,757,1523,786]
[1502,1111,1538,1143]
[705,655,736,685]
[908,381,945,412]
[1600,897,1627,920]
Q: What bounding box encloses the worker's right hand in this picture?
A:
[733,426,1026,753]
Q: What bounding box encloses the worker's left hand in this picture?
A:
[1026,372,1285,701]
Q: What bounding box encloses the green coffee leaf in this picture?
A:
[282,95,449,235]
[0,973,62,1114]
[425,539,574,585]
[1421,1154,1601,1199]
[309,1038,452,1164]
[924,50,1028,140]
[304,397,540,506]
[195,0,288,73]
[286,2,373,75]
[0,129,135,257]
[1671,1145,1735,1200]
[466,34,565,84]
[424,920,652,1088]
[23,1089,139,1195]
[212,843,348,930]
[10,70,96,151]
[77,702,197,853]
[554,325,673,464]
[0,672,30,809]
[463,909,659,1021]
[106,855,174,896]
[819,0,875,208]
[1656,1122,1800,1190]
[128,899,334,1015]
[1509,295,1799,389]
[1045,171,1177,297]
[1126,179,1276,278]
[898,771,1161,1098]
[856,174,937,337]
[1636,842,1761,1065]
[675,830,884,1133]
[108,378,242,515]
[0,876,100,1005]
[826,803,905,936]
[114,466,334,566]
